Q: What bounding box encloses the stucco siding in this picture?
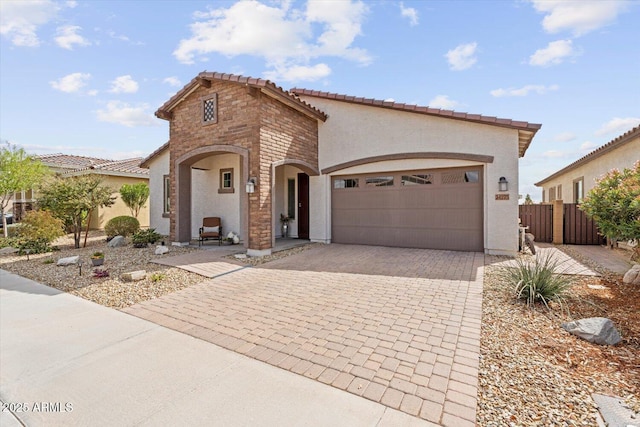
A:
[298,96,521,255]
[191,154,241,239]
[541,138,640,202]
[91,175,150,229]
[148,149,170,236]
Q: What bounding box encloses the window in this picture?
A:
[219,168,234,193]
[549,186,556,202]
[557,184,562,200]
[573,177,584,203]
[365,176,394,187]
[401,174,433,185]
[334,178,359,189]
[202,94,217,124]
[542,189,546,203]
[163,175,170,217]
[442,170,479,184]
[287,179,296,219]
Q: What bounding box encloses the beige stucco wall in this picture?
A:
[147,149,170,236]
[191,154,241,239]
[299,96,522,255]
[91,175,150,229]
[541,137,640,203]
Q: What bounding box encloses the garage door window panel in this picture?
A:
[334,178,359,189]
[365,176,394,187]
[401,174,433,185]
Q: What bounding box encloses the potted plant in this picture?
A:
[91,251,105,266]
[280,214,291,238]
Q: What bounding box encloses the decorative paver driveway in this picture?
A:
[122,244,483,426]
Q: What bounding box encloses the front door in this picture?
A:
[297,173,309,239]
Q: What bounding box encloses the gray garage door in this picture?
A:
[331,166,483,251]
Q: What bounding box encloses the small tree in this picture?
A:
[580,161,640,259]
[524,194,534,205]
[37,175,116,248]
[119,183,149,218]
[0,144,50,237]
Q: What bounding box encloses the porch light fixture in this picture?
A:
[246,178,256,194]
[498,176,509,192]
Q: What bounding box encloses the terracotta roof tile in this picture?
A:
[156,72,327,122]
[38,154,148,177]
[535,125,640,186]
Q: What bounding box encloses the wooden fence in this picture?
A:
[519,202,604,245]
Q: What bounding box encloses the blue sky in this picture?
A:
[1,0,638,200]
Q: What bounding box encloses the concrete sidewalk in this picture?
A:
[0,269,432,427]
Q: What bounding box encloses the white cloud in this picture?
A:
[163,76,182,87]
[553,131,576,142]
[109,75,139,94]
[542,150,566,158]
[530,0,630,37]
[445,42,477,71]
[400,2,418,26]
[96,101,158,127]
[490,84,559,97]
[65,1,77,8]
[263,63,331,82]
[55,25,91,50]
[0,0,59,47]
[50,72,91,93]
[595,117,640,136]
[580,141,598,151]
[529,39,575,66]
[173,0,370,82]
[428,95,461,110]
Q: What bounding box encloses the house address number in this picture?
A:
[495,194,510,200]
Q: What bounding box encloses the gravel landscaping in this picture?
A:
[2,232,638,424]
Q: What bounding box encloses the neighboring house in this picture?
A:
[142,72,541,256]
[13,154,150,229]
[535,126,640,203]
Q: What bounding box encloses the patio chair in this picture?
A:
[199,217,222,246]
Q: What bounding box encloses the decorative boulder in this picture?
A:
[0,247,18,255]
[155,245,169,255]
[121,270,146,282]
[623,264,640,285]
[561,317,622,345]
[108,235,126,247]
[57,255,80,266]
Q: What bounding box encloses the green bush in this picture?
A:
[0,236,51,255]
[497,252,573,310]
[18,210,65,244]
[132,228,162,245]
[104,216,140,238]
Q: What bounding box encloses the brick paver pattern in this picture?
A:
[122,244,483,426]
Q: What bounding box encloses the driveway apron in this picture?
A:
[122,244,484,426]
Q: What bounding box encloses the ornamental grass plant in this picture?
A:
[498,251,573,310]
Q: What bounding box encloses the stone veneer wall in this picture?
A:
[167,80,318,250]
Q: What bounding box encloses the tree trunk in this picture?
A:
[74,217,82,249]
[83,208,93,248]
[1,207,7,238]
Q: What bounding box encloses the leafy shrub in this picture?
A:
[104,216,140,238]
[149,272,165,282]
[497,252,573,310]
[132,228,162,247]
[18,210,65,243]
[0,236,50,255]
[43,258,54,264]
[93,269,109,278]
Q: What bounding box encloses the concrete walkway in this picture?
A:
[0,269,432,427]
[564,245,634,275]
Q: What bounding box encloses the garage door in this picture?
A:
[331,166,483,251]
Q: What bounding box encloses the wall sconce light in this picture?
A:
[246,177,256,194]
[498,176,509,192]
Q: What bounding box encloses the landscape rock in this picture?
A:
[561,317,622,345]
[155,245,169,255]
[623,264,640,285]
[121,270,146,282]
[57,256,80,266]
[0,247,19,255]
[108,236,126,248]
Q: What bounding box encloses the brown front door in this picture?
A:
[298,173,309,239]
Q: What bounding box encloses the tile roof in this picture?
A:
[37,153,148,177]
[290,88,542,157]
[535,125,640,186]
[156,72,327,122]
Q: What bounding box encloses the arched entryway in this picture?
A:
[174,145,249,246]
